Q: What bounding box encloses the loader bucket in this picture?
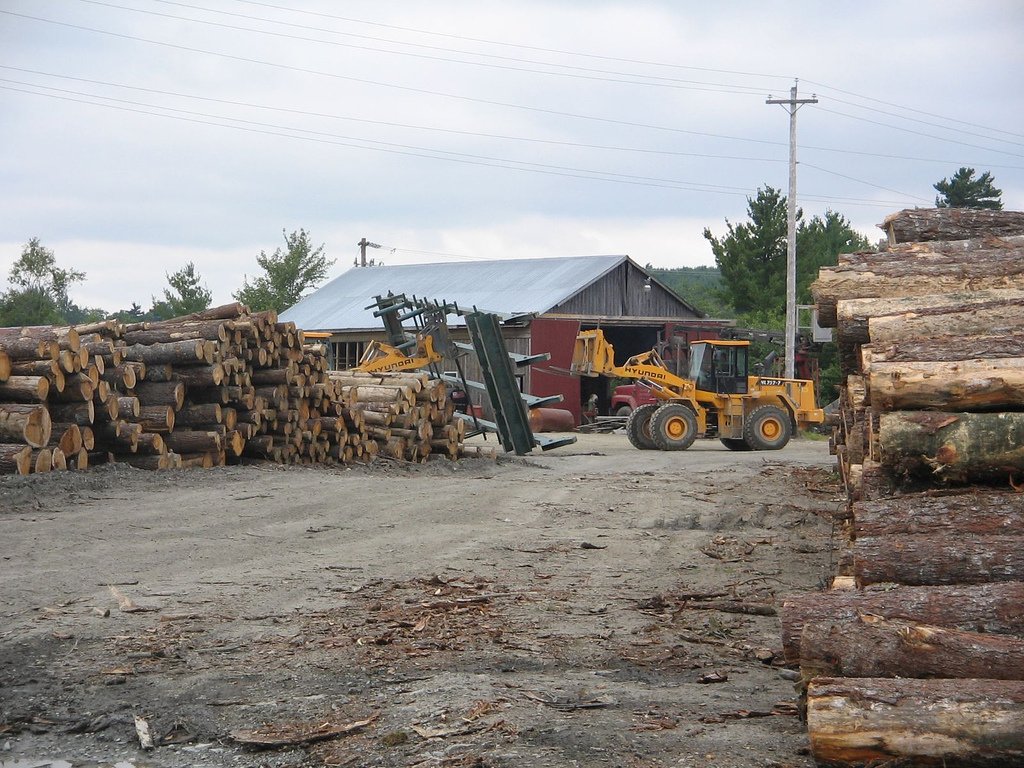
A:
[571,329,616,377]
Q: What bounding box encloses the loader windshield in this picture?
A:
[688,342,749,395]
[688,343,714,392]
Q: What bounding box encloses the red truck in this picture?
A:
[609,383,658,417]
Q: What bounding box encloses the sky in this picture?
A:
[2,0,1023,313]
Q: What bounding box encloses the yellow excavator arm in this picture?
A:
[356,334,442,373]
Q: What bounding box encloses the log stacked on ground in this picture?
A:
[789,207,1024,766]
[0,303,470,473]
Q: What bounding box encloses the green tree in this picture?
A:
[234,229,333,312]
[934,167,1003,210]
[703,188,870,404]
[703,186,789,314]
[150,262,213,320]
[0,238,86,326]
[795,210,871,303]
[704,187,870,315]
[647,265,731,317]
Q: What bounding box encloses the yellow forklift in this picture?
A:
[571,329,823,451]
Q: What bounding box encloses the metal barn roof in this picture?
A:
[280,254,633,331]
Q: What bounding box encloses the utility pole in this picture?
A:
[766,80,816,379]
[356,237,381,267]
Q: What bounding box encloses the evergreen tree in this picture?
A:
[934,167,1003,210]
[703,186,789,314]
[704,187,869,315]
[150,262,213,320]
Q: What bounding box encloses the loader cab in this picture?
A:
[688,341,749,395]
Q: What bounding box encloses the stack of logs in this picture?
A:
[783,207,1024,766]
[0,304,480,474]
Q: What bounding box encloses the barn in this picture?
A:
[281,255,728,423]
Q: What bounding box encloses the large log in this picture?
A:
[0,404,51,447]
[854,492,1024,539]
[814,257,1024,328]
[839,233,1024,266]
[864,333,1024,365]
[866,356,1024,411]
[8,358,61,379]
[836,290,1024,345]
[855,534,1024,586]
[0,443,32,475]
[800,612,1024,680]
[49,401,95,426]
[175,403,222,426]
[164,430,222,453]
[781,582,1024,664]
[807,677,1024,767]
[0,337,57,361]
[135,406,174,433]
[122,321,229,345]
[0,325,79,351]
[0,375,49,402]
[49,373,93,402]
[133,381,186,410]
[880,207,1024,244]
[119,340,211,366]
[879,411,1024,481]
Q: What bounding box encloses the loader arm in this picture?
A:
[571,329,694,400]
[355,334,443,373]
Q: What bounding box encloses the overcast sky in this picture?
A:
[2,0,1022,312]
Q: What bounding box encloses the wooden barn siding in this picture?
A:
[550,262,700,319]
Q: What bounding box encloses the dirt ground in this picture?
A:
[0,432,842,768]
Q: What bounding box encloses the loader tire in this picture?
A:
[743,404,792,451]
[720,438,751,451]
[625,403,659,450]
[651,403,698,451]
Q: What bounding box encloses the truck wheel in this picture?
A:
[720,438,751,451]
[625,403,659,450]
[743,405,792,450]
[651,403,698,451]
[615,405,633,418]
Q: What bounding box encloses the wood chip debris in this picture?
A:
[230,714,378,748]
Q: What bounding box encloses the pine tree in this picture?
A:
[933,167,1003,210]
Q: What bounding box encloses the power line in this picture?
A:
[7,64,1021,172]
[77,0,777,96]
[802,163,932,203]
[817,106,1024,159]
[816,92,1024,147]
[0,82,919,209]
[0,78,759,193]
[0,10,791,148]
[805,79,1024,141]
[232,0,793,81]
[226,0,1020,146]
[0,65,786,165]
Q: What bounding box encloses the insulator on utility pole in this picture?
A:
[357,237,382,267]
[766,80,817,380]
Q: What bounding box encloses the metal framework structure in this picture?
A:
[365,293,575,454]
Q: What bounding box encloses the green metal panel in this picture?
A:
[465,311,536,455]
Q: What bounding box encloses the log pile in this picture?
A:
[785,208,1024,767]
[0,304,474,474]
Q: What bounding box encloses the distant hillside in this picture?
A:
[648,265,731,317]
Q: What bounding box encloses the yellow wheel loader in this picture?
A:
[571,329,824,451]
[355,334,443,373]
